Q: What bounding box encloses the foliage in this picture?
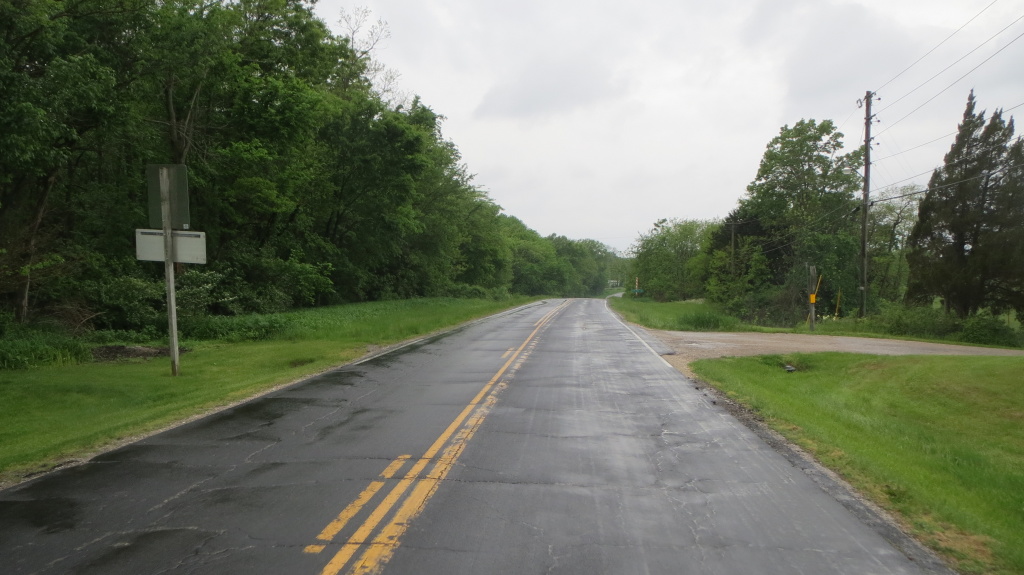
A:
[692,353,1024,574]
[0,322,91,369]
[609,297,746,332]
[630,218,717,302]
[703,119,863,324]
[907,91,1024,318]
[801,302,1021,347]
[867,185,921,303]
[959,313,1020,347]
[0,1,608,332]
[179,313,292,342]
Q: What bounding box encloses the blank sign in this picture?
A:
[135,229,207,264]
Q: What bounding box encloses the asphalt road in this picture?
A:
[1,298,935,574]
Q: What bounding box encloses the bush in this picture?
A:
[959,313,1020,347]
[0,310,11,338]
[675,309,740,331]
[0,324,91,369]
[86,274,166,331]
[874,304,962,339]
[83,327,161,345]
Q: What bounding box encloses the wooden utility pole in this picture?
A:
[808,265,817,332]
[730,222,736,276]
[860,90,873,318]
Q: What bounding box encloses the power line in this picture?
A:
[874,131,957,161]
[871,165,1010,202]
[873,0,1000,93]
[877,12,1024,115]
[873,101,1023,163]
[876,28,1024,137]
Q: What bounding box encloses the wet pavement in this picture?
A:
[0,299,940,574]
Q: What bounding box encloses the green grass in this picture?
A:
[0,297,539,485]
[691,353,1024,575]
[608,297,770,332]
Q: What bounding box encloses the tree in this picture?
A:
[704,119,863,322]
[907,92,1024,317]
[630,219,717,302]
[867,185,921,303]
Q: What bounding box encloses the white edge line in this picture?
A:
[604,299,672,367]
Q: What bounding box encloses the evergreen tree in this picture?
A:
[906,92,1023,317]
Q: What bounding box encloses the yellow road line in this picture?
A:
[349,380,513,574]
[314,301,568,575]
[304,455,411,553]
[319,457,434,575]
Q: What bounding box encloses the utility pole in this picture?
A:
[730,222,736,276]
[808,264,817,332]
[860,90,873,318]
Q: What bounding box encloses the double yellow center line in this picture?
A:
[305,300,570,575]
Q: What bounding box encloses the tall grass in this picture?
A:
[609,297,747,331]
[0,323,91,369]
[802,304,1021,347]
[692,353,1024,575]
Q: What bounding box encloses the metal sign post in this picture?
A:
[159,168,180,376]
[139,164,199,376]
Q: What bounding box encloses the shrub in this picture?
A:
[959,313,1020,347]
[86,274,166,331]
[875,304,962,339]
[676,309,739,331]
[0,324,91,369]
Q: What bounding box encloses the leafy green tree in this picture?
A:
[867,185,920,304]
[907,92,1024,317]
[704,119,862,322]
[630,219,717,301]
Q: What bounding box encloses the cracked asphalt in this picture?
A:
[1,299,937,574]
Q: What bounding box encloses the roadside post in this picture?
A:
[136,165,205,376]
[808,265,817,332]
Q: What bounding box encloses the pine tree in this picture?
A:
[906,91,1023,317]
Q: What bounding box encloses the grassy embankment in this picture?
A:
[692,354,1024,575]
[609,297,770,332]
[0,297,539,486]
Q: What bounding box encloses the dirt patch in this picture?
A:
[651,330,1024,379]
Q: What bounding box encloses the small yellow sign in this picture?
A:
[809,293,817,304]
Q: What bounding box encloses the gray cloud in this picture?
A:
[314,0,1024,251]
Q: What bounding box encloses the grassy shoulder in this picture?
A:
[0,296,540,487]
[609,297,1022,349]
[691,353,1024,575]
[608,297,785,332]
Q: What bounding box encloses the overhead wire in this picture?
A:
[873,0,1001,93]
[876,27,1024,137]
[876,12,1024,115]
[871,165,1010,203]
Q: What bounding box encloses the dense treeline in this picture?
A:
[0,0,620,336]
[630,92,1024,336]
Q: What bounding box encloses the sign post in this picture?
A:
[160,169,180,375]
[141,164,197,376]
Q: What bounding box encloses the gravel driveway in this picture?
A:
[650,330,1024,378]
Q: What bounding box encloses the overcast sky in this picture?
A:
[312,0,1024,253]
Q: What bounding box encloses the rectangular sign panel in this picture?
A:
[135,230,207,264]
[146,164,190,230]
